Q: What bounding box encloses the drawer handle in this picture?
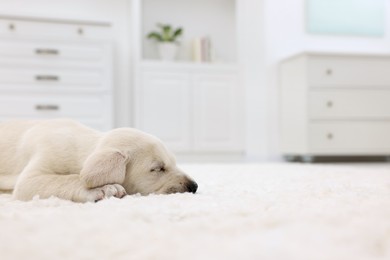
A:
[327,133,333,140]
[35,48,59,55]
[35,75,60,81]
[8,23,15,31]
[326,69,333,75]
[78,27,84,35]
[327,101,333,108]
[35,104,60,111]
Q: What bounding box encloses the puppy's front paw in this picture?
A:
[87,184,127,202]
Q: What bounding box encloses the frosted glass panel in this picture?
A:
[307,0,385,36]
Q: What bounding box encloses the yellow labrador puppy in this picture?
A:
[0,119,197,202]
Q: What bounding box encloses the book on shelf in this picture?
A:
[192,36,214,63]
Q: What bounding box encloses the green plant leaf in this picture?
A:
[162,25,172,41]
[172,28,183,40]
[149,23,183,42]
[147,32,163,41]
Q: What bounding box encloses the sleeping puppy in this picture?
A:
[0,119,197,202]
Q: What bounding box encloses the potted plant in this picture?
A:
[147,23,183,61]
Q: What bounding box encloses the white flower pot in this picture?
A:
[158,42,178,61]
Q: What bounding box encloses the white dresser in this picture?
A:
[280,53,390,161]
[0,16,113,131]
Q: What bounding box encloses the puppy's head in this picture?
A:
[81,128,198,195]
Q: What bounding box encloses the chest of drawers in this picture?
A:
[0,16,113,131]
[280,53,390,160]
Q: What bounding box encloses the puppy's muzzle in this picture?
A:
[186,181,198,193]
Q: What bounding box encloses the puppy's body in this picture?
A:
[0,119,197,202]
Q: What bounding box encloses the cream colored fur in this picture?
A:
[0,119,197,202]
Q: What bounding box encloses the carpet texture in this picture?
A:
[0,163,389,260]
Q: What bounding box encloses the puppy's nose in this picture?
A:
[186,181,198,193]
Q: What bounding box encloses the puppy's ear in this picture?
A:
[80,149,127,189]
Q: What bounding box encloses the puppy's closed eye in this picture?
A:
[150,162,166,173]
[150,167,165,173]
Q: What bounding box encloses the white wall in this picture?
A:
[0,0,133,128]
[236,0,268,161]
[247,0,390,160]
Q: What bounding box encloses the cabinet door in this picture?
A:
[138,71,191,152]
[193,73,244,152]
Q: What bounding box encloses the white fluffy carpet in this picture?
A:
[1,163,390,260]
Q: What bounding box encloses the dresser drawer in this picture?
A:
[309,122,390,154]
[0,18,111,40]
[0,68,102,87]
[0,40,104,62]
[309,90,390,119]
[308,56,390,87]
[0,94,109,118]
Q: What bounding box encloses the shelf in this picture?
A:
[141,0,237,62]
[140,59,239,71]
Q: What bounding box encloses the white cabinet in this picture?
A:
[133,0,243,156]
[0,16,113,131]
[280,53,390,159]
[139,71,191,151]
[136,62,244,153]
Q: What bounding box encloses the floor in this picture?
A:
[0,163,389,260]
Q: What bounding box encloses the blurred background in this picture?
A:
[0,0,389,163]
